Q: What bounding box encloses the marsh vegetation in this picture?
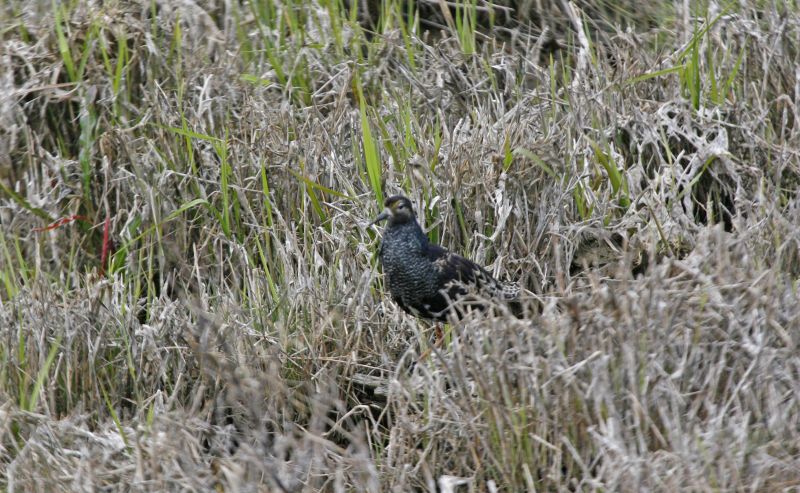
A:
[1,0,799,490]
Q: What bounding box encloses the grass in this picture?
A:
[1,0,799,491]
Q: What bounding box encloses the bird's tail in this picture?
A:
[488,280,528,319]
[498,281,520,302]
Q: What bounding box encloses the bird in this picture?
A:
[369,195,521,322]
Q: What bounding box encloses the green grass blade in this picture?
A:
[356,79,383,204]
[52,1,76,81]
[25,335,62,412]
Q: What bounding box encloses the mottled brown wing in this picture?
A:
[423,244,516,318]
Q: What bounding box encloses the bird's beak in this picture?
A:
[368,209,390,227]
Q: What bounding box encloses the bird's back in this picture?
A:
[424,244,519,318]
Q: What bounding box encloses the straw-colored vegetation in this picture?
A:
[1,0,799,491]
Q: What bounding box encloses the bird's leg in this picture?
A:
[433,324,444,347]
[418,324,445,362]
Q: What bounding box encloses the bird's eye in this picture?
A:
[397,203,405,209]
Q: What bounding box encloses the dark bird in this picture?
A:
[369,195,520,321]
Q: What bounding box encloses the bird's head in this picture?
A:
[369,195,416,227]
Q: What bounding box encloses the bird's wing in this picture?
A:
[425,244,511,300]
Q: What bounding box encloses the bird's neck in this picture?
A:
[386,220,427,247]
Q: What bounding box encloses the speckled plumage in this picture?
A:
[371,196,519,321]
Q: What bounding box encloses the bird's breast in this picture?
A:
[379,232,437,303]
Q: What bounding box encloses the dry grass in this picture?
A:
[1,0,799,491]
